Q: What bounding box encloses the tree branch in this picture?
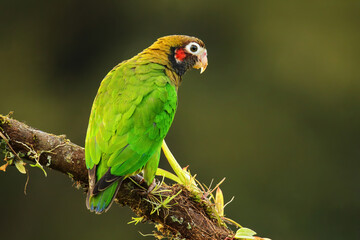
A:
[0,114,234,240]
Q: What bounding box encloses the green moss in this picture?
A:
[65,153,72,163]
[18,152,26,158]
[186,222,192,230]
[0,139,7,151]
[46,155,52,166]
[0,116,5,125]
[0,114,12,126]
[170,215,183,224]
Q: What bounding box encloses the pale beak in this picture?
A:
[193,49,208,74]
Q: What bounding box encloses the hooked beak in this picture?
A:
[193,49,208,74]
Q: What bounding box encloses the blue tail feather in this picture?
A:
[87,179,122,214]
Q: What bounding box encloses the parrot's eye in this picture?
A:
[190,45,198,52]
[185,42,201,55]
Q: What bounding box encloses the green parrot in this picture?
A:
[85,35,208,214]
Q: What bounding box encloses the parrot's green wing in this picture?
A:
[85,61,177,213]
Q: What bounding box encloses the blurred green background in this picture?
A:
[1,1,359,239]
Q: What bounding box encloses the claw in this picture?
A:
[138,176,145,185]
[147,180,157,194]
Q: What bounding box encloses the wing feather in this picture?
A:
[85,62,177,186]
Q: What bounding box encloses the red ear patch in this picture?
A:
[175,48,187,62]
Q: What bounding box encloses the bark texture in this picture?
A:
[0,114,234,240]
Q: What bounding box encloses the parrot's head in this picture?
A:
[147,35,208,77]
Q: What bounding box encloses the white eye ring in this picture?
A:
[185,42,201,54]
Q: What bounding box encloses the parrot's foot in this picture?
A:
[130,175,148,191]
[138,179,157,196]
[132,175,157,195]
[146,180,157,194]
[137,175,145,185]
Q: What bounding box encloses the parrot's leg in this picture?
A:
[137,175,146,184]
[137,179,157,196]
[134,175,157,195]
[146,180,157,194]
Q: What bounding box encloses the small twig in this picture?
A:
[24,170,30,195]
[0,131,22,162]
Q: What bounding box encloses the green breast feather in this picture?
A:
[85,61,177,213]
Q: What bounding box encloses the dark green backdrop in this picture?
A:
[1,1,359,239]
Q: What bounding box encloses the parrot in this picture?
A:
[85,35,208,214]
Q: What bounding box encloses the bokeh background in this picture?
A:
[1,1,359,239]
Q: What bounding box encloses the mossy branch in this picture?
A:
[0,114,234,240]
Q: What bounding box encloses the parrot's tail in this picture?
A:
[86,177,123,214]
